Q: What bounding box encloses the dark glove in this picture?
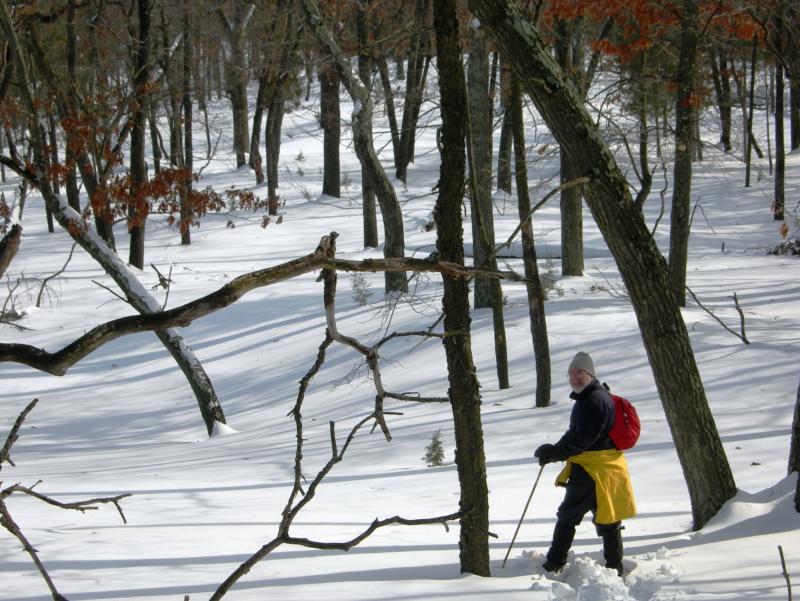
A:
[534,443,560,467]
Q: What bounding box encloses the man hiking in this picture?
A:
[534,351,636,576]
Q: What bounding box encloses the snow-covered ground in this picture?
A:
[1,68,798,601]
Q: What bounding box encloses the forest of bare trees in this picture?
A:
[1,0,800,596]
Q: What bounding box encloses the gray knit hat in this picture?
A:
[568,352,596,377]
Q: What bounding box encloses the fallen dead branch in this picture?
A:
[211,328,463,600]
[0,232,527,376]
[0,399,131,601]
[686,286,750,345]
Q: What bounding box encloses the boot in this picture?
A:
[599,524,623,576]
[544,521,575,572]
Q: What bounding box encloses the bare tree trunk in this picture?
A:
[468,27,494,309]
[745,36,760,186]
[320,59,341,198]
[377,56,400,163]
[250,73,269,185]
[791,378,800,512]
[181,0,193,246]
[774,7,786,222]
[128,0,150,270]
[708,47,733,153]
[357,0,378,249]
[64,0,81,212]
[467,24,508,389]
[395,0,430,182]
[511,75,550,408]
[217,3,255,168]
[266,92,285,216]
[668,0,699,308]
[496,65,513,194]
[554,19,584,277]
[434,0,490,575]
[470,0,736,530]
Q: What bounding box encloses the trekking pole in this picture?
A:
[501,463,545,568]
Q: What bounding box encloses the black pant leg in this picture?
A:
[546,465,596,567]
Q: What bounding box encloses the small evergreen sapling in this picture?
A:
[423,429,445,467]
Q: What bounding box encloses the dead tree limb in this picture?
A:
[211,410,462,601]
[0,398,37,469]
[686,286,750,345]
[212,316,462,599]
[0,233,525,377]
[318,233,452,441]
[0,400,130,601]
[778,545,792,601]
[36,242,77,308]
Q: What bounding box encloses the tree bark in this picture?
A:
[395,0,430,182]
[745,36,760,186]
[249,73,270,185]
[773,6,786,221]
[128,0,151,270]
[468,26,495,310]
[466,25,509,389]
[181,0,193,246]
[668,0,699,308]
[511,76,550,408]
[320,59,341,198]
[266,90,285,216]
[64,0,81,212]
[357,0,378,249]
[708,47,733,153]
[377,56,401,164]
[496,65,513,194]
[434,0,490,576]
[469,0,736,530]
[555,19,585,277]
[217,3,255,168]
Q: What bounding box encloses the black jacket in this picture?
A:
[553,379,616,460]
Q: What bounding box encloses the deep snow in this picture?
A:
[1,63,799,601]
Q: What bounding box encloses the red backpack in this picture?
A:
[609,394,641,451]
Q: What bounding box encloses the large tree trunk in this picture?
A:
[511,75,551,408]
[217,3,255,168]
[434,0,490,576]
[496,65,513,195]
[377,56,401,164]
[468,27,494,309]
[0,2,227,436]
[745,36,760,187]
[302,0,407,295]
[708,47,733,153]
[64,1,81,213]
[773,8,786,222]
[467,25,509,389]
[395,0,430,183]
[555,19,585,277]
[266,91,285,216]
[668,0,699,308]
[320,59,341,198]
[357,0,378,249]
[128,0,150,270]
[249,73,270,185]
[181,0,193,246]
[470,0,736,530]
